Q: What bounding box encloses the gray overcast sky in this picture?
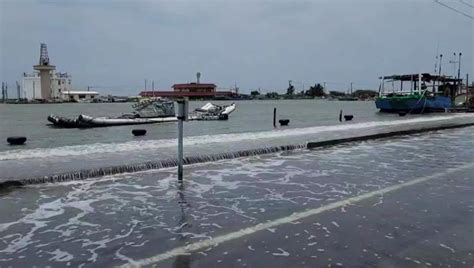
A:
[0,0,472,95]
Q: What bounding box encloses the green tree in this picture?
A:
[265,92,279,99]
[286,81,295,95]
[250,90,260,97]
[306,83,325,97]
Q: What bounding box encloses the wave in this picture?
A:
[1,114,472,161]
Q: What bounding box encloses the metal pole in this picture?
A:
[382,77,385,93]
[418,73,422,93]
[17,81,20,101]
[457,53,462,94]
[1,82,4,103]
[273,107,276,128]
[466,73,469,107]
[178,118,183,181]
[438,54,443,91]
[152,80,155,98]
[453,53,457,78]
[439,54,443,76]
[177,98,188,182]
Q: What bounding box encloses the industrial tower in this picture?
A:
[33,43,55,99]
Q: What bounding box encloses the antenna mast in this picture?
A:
[39,43,50,65]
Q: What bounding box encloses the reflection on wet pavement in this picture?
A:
[1,128,473,267]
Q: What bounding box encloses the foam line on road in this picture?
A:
[119,162,474,267]
[307,122,474,149]
[1,122,474,190]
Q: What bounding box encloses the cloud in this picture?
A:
[1,0,472,95]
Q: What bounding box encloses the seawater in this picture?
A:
[1,99,474,180]
[1,100,395,152]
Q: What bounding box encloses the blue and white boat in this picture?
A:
[375,73,460,113]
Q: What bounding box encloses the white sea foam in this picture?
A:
[1,114,472,161]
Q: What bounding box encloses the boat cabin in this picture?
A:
[379,73,462,99]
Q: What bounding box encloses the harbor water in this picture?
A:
[1,100,384,152]
[1,100,474,267]
[2,100,474,181]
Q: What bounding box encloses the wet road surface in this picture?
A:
[1,127,473,267]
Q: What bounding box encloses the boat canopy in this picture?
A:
[379,73,461,83]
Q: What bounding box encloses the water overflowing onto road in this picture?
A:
[1,111,473,181]
[1,127,473,267]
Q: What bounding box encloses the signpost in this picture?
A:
[177,98,189,182]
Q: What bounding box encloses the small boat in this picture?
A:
[337,96,358,101]
[48,98,236,128]
[375,73,459,113]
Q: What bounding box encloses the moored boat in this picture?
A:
[47,98,236,128]
[375,73,460,113]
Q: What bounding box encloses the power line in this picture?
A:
[434,0,474,19]
[459,0,474,8]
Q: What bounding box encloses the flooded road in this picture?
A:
[1,127,473,267]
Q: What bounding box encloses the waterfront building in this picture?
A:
[21,44,101,102]
[139,73,237,99]
[139,82,238,99]
[61,90,99,102]
[22,72,73,100]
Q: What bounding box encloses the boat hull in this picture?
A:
[47,103,237,128]
[375,95,452,113]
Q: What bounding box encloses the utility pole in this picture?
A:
[450,53,458,78]
[457,52,462,94]
[151,80,155,98]
[1,82,4,103]
[144,79,147,91]
[438,54,443,90]
[466,73,470,107]
[5,82,8,100]
[449,52,460,94]
[16,81,21,101]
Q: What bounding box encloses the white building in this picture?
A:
[22,72,73,100]
[62,90,99,102]
[21,44,101,102]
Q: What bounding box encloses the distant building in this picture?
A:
[22,43,100,101]
[62,90,99,102]
[22,72,73,100]
[140,83,237,99]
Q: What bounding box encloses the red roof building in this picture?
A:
[139,82,237,99]
[173,83,216,92]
